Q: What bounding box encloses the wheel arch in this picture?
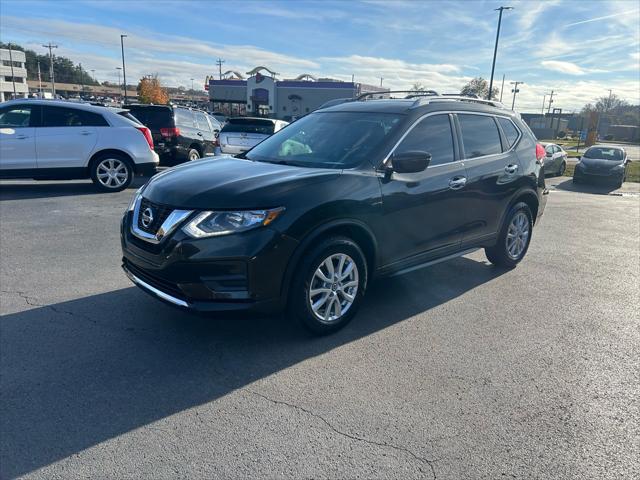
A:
[280,219,378,305]
[504,188,539,227]
[88,149,136,172]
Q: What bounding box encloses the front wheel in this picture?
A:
[485,202,533,268]
[558,161,566,176]
[90,154,133,192]
[289,236,368,335]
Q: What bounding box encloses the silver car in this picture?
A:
[219,117,288,155]
[542,142,568,177]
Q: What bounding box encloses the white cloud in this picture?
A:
[541,60,589,75]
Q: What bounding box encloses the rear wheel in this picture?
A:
[188,148,200,161]
[289,236,367,335]
[90,153,133,192]
[485,202,532,268]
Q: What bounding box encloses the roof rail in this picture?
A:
[411,95,507,109]
[356,89,439,101]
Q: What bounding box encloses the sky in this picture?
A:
[1,0,639,112]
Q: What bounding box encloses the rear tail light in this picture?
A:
[535,143,545,165]
[136,126,154,151]
[160,127,181,138]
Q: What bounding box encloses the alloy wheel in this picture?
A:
[96,159,129,189]
[506,212,530,260]
[308,253,359,324]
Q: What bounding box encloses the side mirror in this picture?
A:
[390,151,431,174]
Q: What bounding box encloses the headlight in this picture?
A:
[183,207,284,238]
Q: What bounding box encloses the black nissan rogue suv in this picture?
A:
[121,93,548,334]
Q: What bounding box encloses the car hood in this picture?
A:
[579,157,623,170]
[142,157,341,209]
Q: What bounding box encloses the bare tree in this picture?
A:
[461,77,499,99]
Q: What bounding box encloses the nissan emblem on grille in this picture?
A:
[141,207,154,228]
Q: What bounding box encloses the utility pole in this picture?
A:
[546,90,555,114]
[42,42,58,96]
[8,44,17,98]
[216,58,225,80]
[120,34,128,104]
[79,62,84,98]
[488,6,513,100]
[510,81,523,110]
[541,94,546,116]
[37,62,42,95]
[190,78,194,103]
[116,67,122,100]
[607,89,613,111]
[499,74,505,102]
[380,77,383,87]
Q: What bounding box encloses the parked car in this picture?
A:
[0,99,158,192]
[573,145,630,187]
[121,94,547,334]
[126,105,220,165]
[218,117,288,155]
[541,142,568,176]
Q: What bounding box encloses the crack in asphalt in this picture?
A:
[1,289,97,323]
[247,389,437,480]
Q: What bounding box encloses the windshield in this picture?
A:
[127,107,173,129]
[244,111,403,168]
[583,147,623,161]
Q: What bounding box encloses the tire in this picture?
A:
[573,176,581,184]
[187,148,200,161]
[288,236,368,335]
[485,202,533,269]
[558,161,566,176]
[90,153,134,192]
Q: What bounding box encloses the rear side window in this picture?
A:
[221,119,276,135]
[128,107,173,129]
[497,117,520,148]
[0,105,33,127]
[175,109,195,127]
[42,106,109,127]
[195,112,211,131]
[395,114,455,167]
[458,114,502,158]
[118,111,142,125]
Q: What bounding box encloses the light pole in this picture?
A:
[79,62,84,98]
[116,67,122,100]
[191,78,194,103]
[120,34,128,104]
[488,6,513,100]
[510,81,523,110]
[499,73,505,102]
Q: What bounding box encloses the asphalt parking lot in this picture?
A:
[1,176,639,479]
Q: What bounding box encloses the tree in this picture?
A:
[581,94,629,114]
[460,77,499,99]
[409,82,426,93]
[137,75,169,104]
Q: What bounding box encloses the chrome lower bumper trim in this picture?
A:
[124,268,189,308]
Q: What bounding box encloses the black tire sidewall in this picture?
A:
[486,202,533,268]
[290,236,368,335]
[90,153,134,192]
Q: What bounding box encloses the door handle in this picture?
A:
[15,134,29,140]
[449,176,467,190]
[80,131,93,136]
[197,132,203,136]
[504,164,519,174]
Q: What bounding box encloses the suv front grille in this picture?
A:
[137,198,174,235]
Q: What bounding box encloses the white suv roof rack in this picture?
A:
[411,95,507,109]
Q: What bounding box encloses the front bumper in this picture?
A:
[121,211,299,314]
[134,161,158,177]
[574,165,623,182]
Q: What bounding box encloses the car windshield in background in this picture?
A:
[127,107,173,129]
[221,119,276,135]
[244,112,403,169]
[583,147,623,161]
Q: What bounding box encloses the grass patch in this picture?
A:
[563,160,640,182]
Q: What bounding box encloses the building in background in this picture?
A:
[1,48,28,102]
[208,66,386,120]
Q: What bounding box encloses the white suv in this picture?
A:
[0,100,159,192]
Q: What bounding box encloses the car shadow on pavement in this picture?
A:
[551,178,619,195]
[0,177,150,201]
[1,256,505,478]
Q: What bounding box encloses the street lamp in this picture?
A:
[190,78,194,103]
[120,34,128,104]
[116,67,122,101]
[488,6,513,100]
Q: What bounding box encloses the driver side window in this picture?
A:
[395,115,455,167]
